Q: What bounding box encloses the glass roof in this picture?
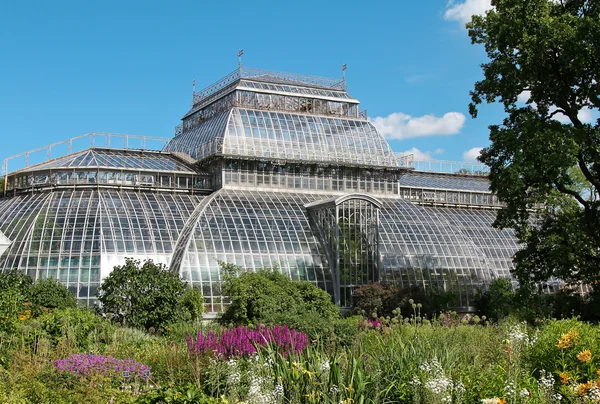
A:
[225,109,397,166]
[238,80,356,101]
[12,148,198,174]
[166,108,398,167]
[400,172,491,192]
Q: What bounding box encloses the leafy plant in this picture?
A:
[218,263,339,332]
[474,278,516,321]
[29,278,77,316]
[96,258,189,331]
[468,0,600,286]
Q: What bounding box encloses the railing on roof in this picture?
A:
[2,132,170,176]
[192,67,346,106]
[397,154,415,169]
[395,154,490,176]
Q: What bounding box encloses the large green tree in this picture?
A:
[469,0,600,286]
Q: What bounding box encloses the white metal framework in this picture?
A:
[0,66,519,311]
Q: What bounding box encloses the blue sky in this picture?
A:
[0,0,502,170]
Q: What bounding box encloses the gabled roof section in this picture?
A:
[11,148,199,174]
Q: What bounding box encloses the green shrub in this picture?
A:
[37,307,114,350]
[0,271,78,332]
[97,258,189,331]
[353,282,447,319]
[181,286,205,324]
[219,263,340,329]
[474,278,516,321]
[29,278,77,316]
[0,270,33,333]
[333,315,362,347]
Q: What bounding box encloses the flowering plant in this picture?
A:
[55,353,152,381]
[187,324,309,359]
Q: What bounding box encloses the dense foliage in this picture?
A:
[475,279,600,323]
[97,258,203,331]
[218,262,340,338]
[0,270,77,333]
[352,282,456,319]
[3,264,600,402]
[468,0,600,286]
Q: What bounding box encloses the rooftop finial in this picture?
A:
[341,64,348,90]
[192,79,196,96]
[238,49,244,70]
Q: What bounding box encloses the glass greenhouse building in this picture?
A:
[0,67,519,312]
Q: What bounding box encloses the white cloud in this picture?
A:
[371,111,466,140]
[516,91,595,124]
[463,147,483,162]
[433,148,445,155]
[517,90,531,104]
[552,107,594,124]
[444,0,492,24]
[397,148,435,160]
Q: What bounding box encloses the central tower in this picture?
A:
[165,67,412,309]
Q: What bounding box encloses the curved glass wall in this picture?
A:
[427,207,518,279]
[177,189,330,312]
[224,109,396,167]
[175,189,509,311]
[0,190,201,303]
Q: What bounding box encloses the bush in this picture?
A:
[474,278,516,321]
[97,258,189,331]
[180,286,205,324]
[0,271,77,333]
[352,282,446,319]
[352,282,398,318]
[29,278,77,316]
[38,307,114,349]
[332,315,363,347]
[219,263,340,331]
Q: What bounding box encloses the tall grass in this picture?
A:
[1,310,600,403]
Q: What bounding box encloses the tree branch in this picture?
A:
[576,151,600,191]
[546,108,569,121]
[554,181,589,208]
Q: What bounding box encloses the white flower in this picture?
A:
[504,381,517,397]
[273,383,284,398]
[519,388,530,397]
[589,387,600,401]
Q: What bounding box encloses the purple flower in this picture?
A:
[55,354,152,381]
[359,318,384,330]
[188,325,309,359]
